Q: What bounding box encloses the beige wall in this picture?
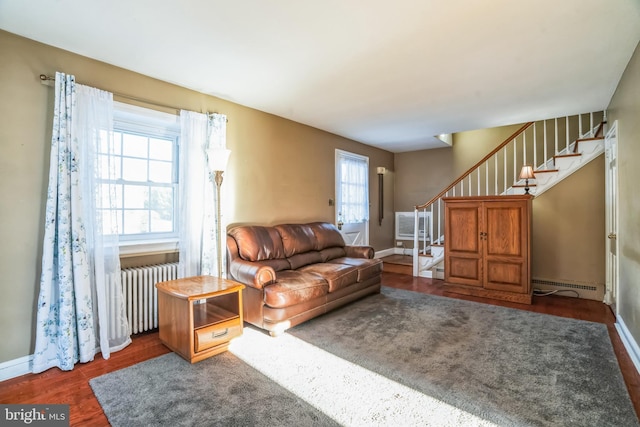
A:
[394,147,454,212]
[0,31,394,363]
[608,40,640,346]
[532,156,605,298]
[452,123,525,177]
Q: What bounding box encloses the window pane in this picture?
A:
[112,132,122,155]
[98,130,109,154]
[149,138,173,161]
[149,160,172,183]
[122,133,148,158]
[122,158,148,181]
[98,154,122,180]
[99,209,113,235]
[123,210,149,234]
[149,187,173,216]
[123,185,148,209]
[150,210,173,232]
[99,183,123,209]
[98,154,111,179]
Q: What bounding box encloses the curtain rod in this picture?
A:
[39,74,224,119]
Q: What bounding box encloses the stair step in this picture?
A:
[554,153,582,159]
[381,255,413,275]
[533,169,559,174]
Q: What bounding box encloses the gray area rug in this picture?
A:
[90,350,339,427]
[91,287,639,426]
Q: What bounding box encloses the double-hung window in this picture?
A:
[102,102,180,254]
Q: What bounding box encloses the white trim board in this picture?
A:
[374,248,395,258]
[615,315,640,376]
[374,247,414,259]
[0,354,32,382]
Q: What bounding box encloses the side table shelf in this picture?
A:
[156,276,245,363]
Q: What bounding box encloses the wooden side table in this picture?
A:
[156,276,245,363]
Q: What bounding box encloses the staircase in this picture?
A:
[413,111,606,278]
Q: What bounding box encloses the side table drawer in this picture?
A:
[194,318,242,353]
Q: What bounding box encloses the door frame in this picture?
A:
[604,120,619,311]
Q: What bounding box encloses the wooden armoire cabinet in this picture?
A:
[443,195,532,304]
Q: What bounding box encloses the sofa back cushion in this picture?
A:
[275,224,317,257]
[319,246,347,262]
[287,252,323,270]
[228,226,286,262]
[308,222,346,250]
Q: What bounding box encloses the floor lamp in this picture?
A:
[207,147,231,278]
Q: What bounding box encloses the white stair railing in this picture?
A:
[412,111,605,277]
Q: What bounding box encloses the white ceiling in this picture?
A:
[1,0,639,152]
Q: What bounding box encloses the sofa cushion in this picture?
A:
[329,257,383,282]
[287,251,323,270]
[275,223,316,257]
[308,222,345,250]
[229,226,286,262]
[319,246,347,262]
[299,263,359,292]
[264,270,329,308]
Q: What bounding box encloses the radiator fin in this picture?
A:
[121,263,179,334]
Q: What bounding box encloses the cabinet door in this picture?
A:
[483,200,529,293]
[445,201,483,287]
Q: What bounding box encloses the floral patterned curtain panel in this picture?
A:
[33,72,130,373]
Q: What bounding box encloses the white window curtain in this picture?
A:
[178,111,228,278]
[178,111,208,278]
[337,151,369,223]
[33,72,130,373]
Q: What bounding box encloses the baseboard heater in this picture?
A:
[531,278,597,292]
[120,263,179,334]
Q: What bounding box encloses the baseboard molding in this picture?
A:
[615,315,640,376]
[374,248,395,258]
[394,247,413,256]
[0,354,32,382]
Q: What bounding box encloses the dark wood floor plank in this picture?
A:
[0,272,637,425]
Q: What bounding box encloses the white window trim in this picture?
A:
[118,238,180,257]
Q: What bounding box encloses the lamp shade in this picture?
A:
[207,147,231,172]
[519,165,535,180]
[376,166,386,175]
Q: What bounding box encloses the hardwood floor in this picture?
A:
[1,272,638,426]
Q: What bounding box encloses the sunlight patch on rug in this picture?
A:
[230,328,497,426]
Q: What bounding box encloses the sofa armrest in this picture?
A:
[344,245,374,259]
[229,259,276,290]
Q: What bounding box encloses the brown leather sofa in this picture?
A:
[226,222,382,336]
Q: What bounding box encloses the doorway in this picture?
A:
[335,150,369,245]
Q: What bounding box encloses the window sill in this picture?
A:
[119,239,179,258]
